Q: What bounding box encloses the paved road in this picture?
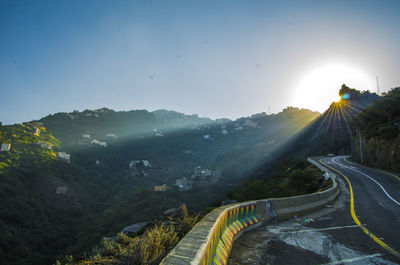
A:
[229,156,400,264]
[319,156,400,258]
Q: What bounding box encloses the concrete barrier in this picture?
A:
[160,157,339,265]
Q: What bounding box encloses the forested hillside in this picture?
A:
[0,107,318,265]
[236,85,379,192]
[351,87,400,171]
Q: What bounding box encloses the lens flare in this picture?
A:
[341,93,350,100]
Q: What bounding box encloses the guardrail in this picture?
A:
[161,157,339,265]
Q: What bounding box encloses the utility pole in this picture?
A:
[268,105,271,115]
[358,129,363,164]
[376,76,380,95]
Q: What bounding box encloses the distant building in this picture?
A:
[57,152,70,163]
[82,134,91,138]
[222,129,228,135]
[154,184,169,192]
[129,160,151,168]
[191,166,220,186]
[32,122,43,127]
[203,134,211,139]
[1,143,11,152]
[55,185,68,195]
[91,139,107,147]
[106,133,117,138]
[32,127,40,136]
[243,119,258,128]
[175,177,193,191]
[155,132,164,137]
[37,141,52,149]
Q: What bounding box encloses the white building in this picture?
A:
[1,143,11,152]
[243,119,258,128]
[175,177,193,191]
[57,152,70,163]
[155,132,164,137]
[203,134,211,139]
[37,141,52,149]
[129,160,151,168]
[56,185,68,195]
[83,134,91,138]
[91,139,107,147]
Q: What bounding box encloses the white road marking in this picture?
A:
[331,157,400,207]
[275,225,358,234]
[320,253,382,265]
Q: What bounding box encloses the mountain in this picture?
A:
[242,84,379,183]
[0,106,319,265]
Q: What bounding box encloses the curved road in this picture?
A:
[319,156,400,258]
[229,156,400,264]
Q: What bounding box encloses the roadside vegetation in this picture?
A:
[56,215,201,265]
[351,87,400,171]
[228,159,331,202]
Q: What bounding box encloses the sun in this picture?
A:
[292,63,374,112]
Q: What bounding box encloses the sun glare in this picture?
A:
[292,63,373,113]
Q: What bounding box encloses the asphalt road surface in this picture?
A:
[320,156,400,259]
[229,156,400,264]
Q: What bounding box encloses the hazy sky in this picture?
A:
[1,0,400,124]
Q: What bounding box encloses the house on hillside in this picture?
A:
[37,141,52,149]
[129,160,151,168]
[91,139,107,147]
[32,127,40,136]
[175,177,193,191]
[1,143,11,152]
[55,185,68,195]
[191,166,221,186]
[82,134,91,138]
[32,122,43,127]
[243,119,258,128]
[154,184,169,192]
[106,133,117,138]
[155,132,164,137]
[57,152,70,163]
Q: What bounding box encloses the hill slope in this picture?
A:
[351,86,400,171]
[239,85,379,189]
[0,107,319,265]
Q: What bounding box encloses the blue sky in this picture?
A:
[1,0,400,124]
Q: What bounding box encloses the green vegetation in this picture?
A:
[351,87,400,171]
[0,107,319,265]
[228,159,331,202]
[56,215,200,265]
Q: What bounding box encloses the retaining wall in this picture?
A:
[160,157,339,265]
